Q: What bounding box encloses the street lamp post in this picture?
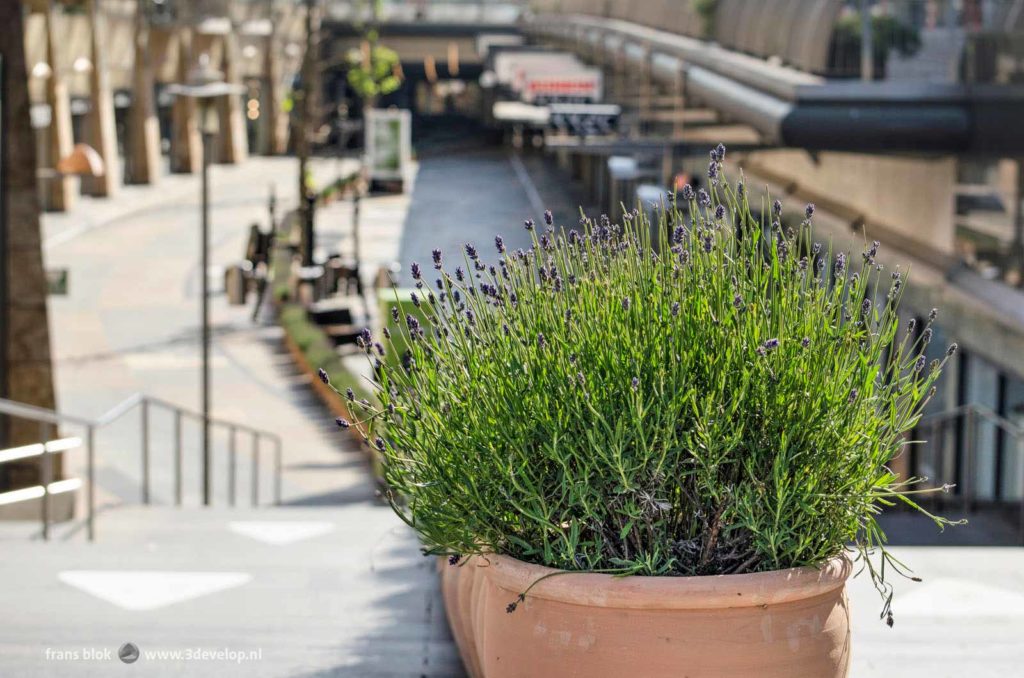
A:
[169,55,245,506]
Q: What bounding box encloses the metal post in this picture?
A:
[174,410,183,506]
[274,438,282,507]
[201,130,212,507]
[86,425,95,541]
[251,434,259,507]
[1019,435,1024,546]
[268,183,276,231]
[860,0,874,81]
[229,426,237,507]
[140,399,150,504]
[963,408,976,513]
[301,192,315,266]
[40,422,50,541]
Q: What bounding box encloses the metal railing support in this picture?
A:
[174,410,183,506]
[141,399,150,505]
[86,425,95,542]
[274,438,282,507]
[229,426,237,507]
[40,421,51,541]
[251,433,259,507]
[963,408,976,513]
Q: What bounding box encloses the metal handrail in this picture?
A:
[0,394,283,542]
[914,402,1024,544]
[919,402,1024,438]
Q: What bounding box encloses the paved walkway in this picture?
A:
[19,155,464,677]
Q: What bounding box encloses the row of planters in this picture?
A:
[321,145,960,677]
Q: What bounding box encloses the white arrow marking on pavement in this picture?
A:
[228,520,335,545]
[58,571,252,611]
[893,577,1024,617]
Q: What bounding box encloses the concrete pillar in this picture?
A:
[41,3,76,211]
[81,0,120,197]
[170,27,202,174]
[262,30,286,155]
[125,4,162,185]
[217,31,248,164]
[0,1,58,462]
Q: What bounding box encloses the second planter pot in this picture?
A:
[441,553,852,678]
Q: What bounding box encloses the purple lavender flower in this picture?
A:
[544,209,554,226]
[772,199,782,217]
[671,302,680,317]
[835,252,846,276]
[805,203,816,219]
[465,243,478,260]
[681,184,695,201]
[317,368,329,384]
[763,338,780,353]
[410,292,421,308]
[391,307,400,323]
[861,298,872,316]
[733,294,742,309]
[455,266,465,282]
[432,248,443,269]
[345,387,355,401]
[622,297,631,311]
[922,327,933,344]
[801,337,811,348]
[382,327,391,339]
[335,417,350,429]
[524,218,535,231]
[929,308,938,322]
[715,204,726,220]
[848,389,858,403]
[465,309,476,326]
[707,161,719,182]
[406,314,421,334]
[947,343,958,356]
[411,262,422,280]
[914,355,926,372]
[495,235,505,254]
[631,376,640,391]
[697,189,711,207]
[537,333,546,350]
[373,437,386,451]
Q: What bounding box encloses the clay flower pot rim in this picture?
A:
[476,553,853,611]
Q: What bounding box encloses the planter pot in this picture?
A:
[441,554,852,678]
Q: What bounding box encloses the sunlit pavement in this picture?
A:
[0,150,1014,677]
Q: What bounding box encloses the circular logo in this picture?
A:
[118,643,140,664]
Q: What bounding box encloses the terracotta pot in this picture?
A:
[441,554,851,678]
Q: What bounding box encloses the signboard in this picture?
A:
[364,108,411,185]
[521,71,603,104]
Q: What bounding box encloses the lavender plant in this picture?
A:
[331,146,957,624]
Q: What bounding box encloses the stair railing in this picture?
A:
[0,394,283,542]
